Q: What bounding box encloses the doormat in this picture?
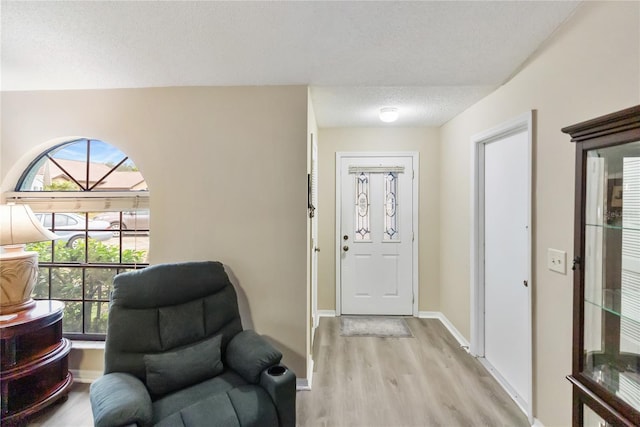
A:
[340,316,413,338]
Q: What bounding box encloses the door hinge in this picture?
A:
[412,232,415,242]
[412,169,415,179]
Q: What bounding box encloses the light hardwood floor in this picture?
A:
[296,317,528,427]
[26,382,92,427]
[26,317,528,427]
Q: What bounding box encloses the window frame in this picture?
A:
[5,139,149,341]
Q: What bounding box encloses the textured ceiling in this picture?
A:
[1,1,580,127]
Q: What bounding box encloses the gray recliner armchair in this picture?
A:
[89,261,296,427]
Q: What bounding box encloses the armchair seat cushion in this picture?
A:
[152,370,245,422]
[154,383,278,427]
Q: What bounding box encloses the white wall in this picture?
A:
[0,86,310,379]
[317,127,440,312]
[439,2,640,424]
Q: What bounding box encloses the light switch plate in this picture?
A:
[548,248,567,274]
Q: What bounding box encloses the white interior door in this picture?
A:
[483,129,531,415]
[339,155,414,315]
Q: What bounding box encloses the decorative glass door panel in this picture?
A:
[355,172,371,241]
[384,172,399,240]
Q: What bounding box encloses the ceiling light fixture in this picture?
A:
[379,107,399,123]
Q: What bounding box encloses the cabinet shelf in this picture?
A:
[582,352,640,413]
[585,296,640,324]
[586,223,640,232]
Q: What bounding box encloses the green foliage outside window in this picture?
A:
[44,181,80,191]
[27,240,146,335]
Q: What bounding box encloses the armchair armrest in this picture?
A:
[260,365,296,427]
[90,372,153,427]
[225,329,282,384]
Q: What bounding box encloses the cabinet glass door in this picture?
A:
[583,405,611,427]
[583,140,640,412]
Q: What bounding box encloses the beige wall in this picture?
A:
[439,2,640,425]
[0,86,310,379]
[317,127,440,312]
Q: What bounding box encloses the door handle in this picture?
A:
[343,245,349,252]
[572,256,581,271]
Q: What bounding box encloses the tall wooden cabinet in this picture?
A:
[563,105,640,426]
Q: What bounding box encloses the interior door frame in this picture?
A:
[335,151,419,316]
[470,111,533,423]
[311,134,319,332]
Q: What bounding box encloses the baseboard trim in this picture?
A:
[70,369,102,384]
[306,356,314,389]
[532,418,545,427]
[479,357,529,415]
[296,378,311,391]
[317,310,336,317]
[418,311,470,351]
[417,311,441,319]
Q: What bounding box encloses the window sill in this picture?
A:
[71,340,105,350]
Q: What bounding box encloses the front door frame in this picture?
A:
[470,111,533,423]
[335,151,419,316]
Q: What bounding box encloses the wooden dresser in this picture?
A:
[0,300,72,425]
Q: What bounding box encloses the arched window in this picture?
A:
[7,139,149,340]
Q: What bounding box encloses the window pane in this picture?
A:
[84,302,109,334]
[53,239,86,263]
[17,139,148,192]
[88,238,120,264]
[55,213,72,227]
[62,302,83,333]
[26,241,52,262]
[41,213,53,227]
[123,235,149,264]
[92,210,150,235]
[355,172,371,241]
[85,268,117,300]
[17,156,49,191]
[32,267,50,299]
[51,267,82,300]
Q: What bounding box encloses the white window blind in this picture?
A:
[3,191,149,213]
[348,165,405,174]
[621,157,640,355]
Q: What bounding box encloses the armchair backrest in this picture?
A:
[104,261,243,380]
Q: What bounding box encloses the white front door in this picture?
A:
[339,155,414,315]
